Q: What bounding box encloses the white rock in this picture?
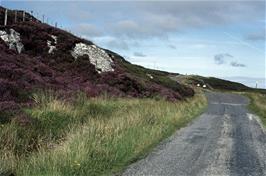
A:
[71,43,114,73]
[47,35,57,54]
[0,29,24,54]
[0,31,9,42]
[51,35,57,44]
[147,74,154,79]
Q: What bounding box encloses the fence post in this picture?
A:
[14,11,17,23]
[4,9,7,26]
[30,11,32,21]
[22,11,25,22]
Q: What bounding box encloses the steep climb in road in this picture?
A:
[123,92,266,176]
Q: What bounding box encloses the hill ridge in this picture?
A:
[0,5,195,115]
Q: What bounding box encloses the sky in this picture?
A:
[2,0,266,88]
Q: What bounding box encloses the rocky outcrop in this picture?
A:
[47,35,57,54]
[71,43,114,73]
[0,28,24,53]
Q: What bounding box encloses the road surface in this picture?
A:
[123,92,266,176]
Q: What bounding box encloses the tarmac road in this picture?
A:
[123,92,266,176]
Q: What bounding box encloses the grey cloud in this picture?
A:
[133,52,146,57]
[112,19,172,39]
[230,61,246,67]
[71,23,103,37]
[139,1,264,23]
[214,54,246,67]
[67,8,92,22]
[105,39,129,50]
[168,44,176,49]
[20,1,265,40]
[110,1,265,39]
[214,53,233,65]
[99,37,140,51]
[113,20,144,38]
[111,14,182,39]
[245,30,265,41]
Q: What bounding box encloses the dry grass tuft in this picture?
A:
[246,93,266,126]
[0,92,207,176]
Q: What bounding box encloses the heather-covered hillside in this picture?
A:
[0,6,194,115]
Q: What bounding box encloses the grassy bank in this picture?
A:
[246,93,266,126]
[0,92,207,176]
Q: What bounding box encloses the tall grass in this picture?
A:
[246,93,266,126]
[0,92,207,176]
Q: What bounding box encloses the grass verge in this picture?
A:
[0,92,207,176]
[245,92,266,126]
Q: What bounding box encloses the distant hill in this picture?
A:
[185,75,266,94]
[0,6,194,113]
[222,77,265,89]
[188,75,250,90]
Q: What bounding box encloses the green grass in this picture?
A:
[0,91,207,176]
[120,60,186,92]
[245,93,266,126]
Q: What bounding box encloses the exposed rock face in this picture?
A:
[71,43,114,73]
[0,28,23,53]
[47,35,57,54]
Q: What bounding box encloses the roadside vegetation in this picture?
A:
[0,91,207,176]
[245,93,266,126]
